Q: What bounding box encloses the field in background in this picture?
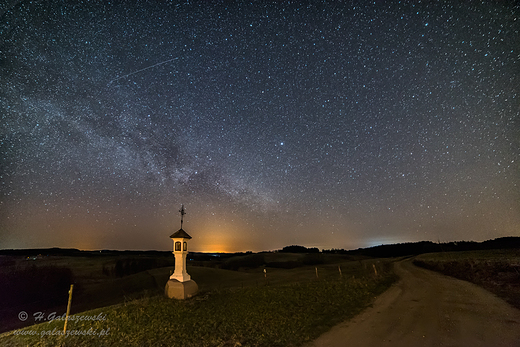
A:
[0,256,397,347]
[414,249,520,309]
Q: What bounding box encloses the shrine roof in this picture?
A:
[169,228,192,239]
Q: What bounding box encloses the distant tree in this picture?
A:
[102,264,110,276]
[281,245,321,253]
[281,245,309,253]
[130,260,138,274]
[115,260,124,277]
[322,248,348,254]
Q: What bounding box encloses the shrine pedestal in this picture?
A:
[165,279,198,300]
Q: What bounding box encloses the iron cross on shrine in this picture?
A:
[179,204,186,229]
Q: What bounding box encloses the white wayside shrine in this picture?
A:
[165,205,198,299]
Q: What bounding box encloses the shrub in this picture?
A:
[221,254,265,270]
[112,257,172,277]
[266,261,303,269]
[302,253,324,265]
[0,265,75,309]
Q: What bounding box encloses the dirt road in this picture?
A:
[306,259,520,347]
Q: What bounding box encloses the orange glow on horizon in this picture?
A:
[191,218,251,253]
[194,246,233,253]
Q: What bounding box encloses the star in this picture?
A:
[0,1,518,252]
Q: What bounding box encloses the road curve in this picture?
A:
[306,259,520,347]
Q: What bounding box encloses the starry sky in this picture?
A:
[1,1,519,252]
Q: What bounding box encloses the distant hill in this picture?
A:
[1,236,518,258]
[0,248,172,257]
[323,237,520,258]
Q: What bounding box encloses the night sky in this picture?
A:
[1,1,519,252]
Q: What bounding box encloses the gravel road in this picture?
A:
[306,259,520,347]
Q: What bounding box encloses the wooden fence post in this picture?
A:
[63,284,74,334]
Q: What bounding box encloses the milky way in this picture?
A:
[1,1,518,252]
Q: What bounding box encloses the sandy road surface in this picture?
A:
[306,259,520,347]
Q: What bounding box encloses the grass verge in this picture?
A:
[414,249,520,309]
[1,271,396,347]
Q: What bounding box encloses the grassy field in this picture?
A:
[0,252,385,331]
[0,257,397,347]
[414,249,520,309]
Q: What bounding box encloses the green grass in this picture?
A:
[0,263,397,347]
[0,253,387,335]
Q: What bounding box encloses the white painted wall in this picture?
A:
[170,238,191,282]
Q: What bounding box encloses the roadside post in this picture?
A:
[63,284,74,334]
